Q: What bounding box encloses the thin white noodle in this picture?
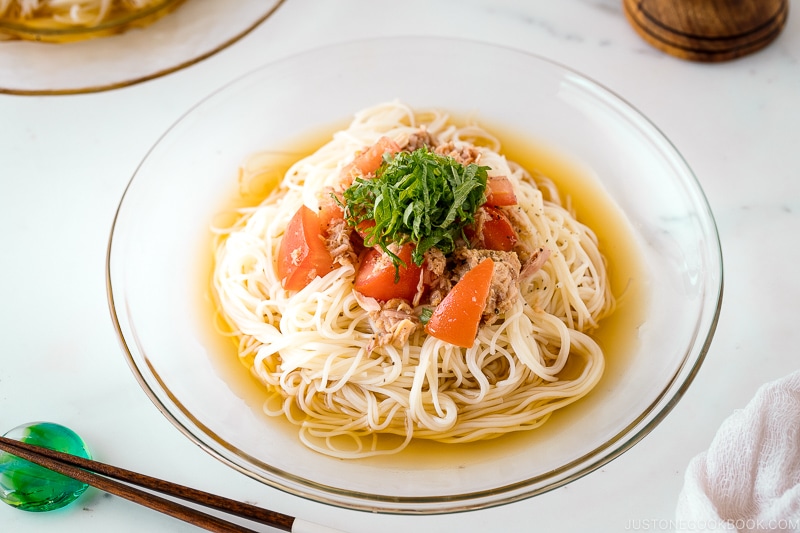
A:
[212,101,615,458]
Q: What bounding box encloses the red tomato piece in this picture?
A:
[317,193,344,232]
[425,258,495,348]
[353,136,401,176]
[340,136,401,185]
[354,243,422,302]
[480,206,518,252]
[485,175,517,206]
[355,219,376,240]
[277,205,334,291]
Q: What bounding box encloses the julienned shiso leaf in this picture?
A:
[341,147,489,268]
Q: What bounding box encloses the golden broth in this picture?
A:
[493,124,649,382]
[196,117,650,466]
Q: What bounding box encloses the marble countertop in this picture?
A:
[2,1,799,531]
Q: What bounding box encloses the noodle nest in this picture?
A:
[212,101,614,458]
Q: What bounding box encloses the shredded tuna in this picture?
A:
[367,298,421,350]
[520,246,551,282]
[423,248,451,306]
[434,141,481,166]
[353,291,382,313]
[322,217,357,267]
[404,128,437,152]
[467,206,490,248]
[423,247,447,278]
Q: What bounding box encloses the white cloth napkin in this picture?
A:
[675,370,800,532]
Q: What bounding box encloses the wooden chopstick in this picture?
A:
[0,435,344,533]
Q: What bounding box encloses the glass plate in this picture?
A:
[107,36,723,514]
[0,0,284,95]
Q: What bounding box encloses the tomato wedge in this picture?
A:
[355,219,376,240]
[341,136,401,184]
[480,206,518,252]
[354,243,421,302]
[425,258,494,348]
[353,136,401,176]
[317,193,344,231]
[485,175,517,206]
[465,207,518,252]
[277,205,334,291]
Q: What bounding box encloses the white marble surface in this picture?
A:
[1,1,799,531]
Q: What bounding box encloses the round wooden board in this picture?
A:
[623,0,789,62]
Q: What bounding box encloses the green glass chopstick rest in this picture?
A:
[0,421,91,512]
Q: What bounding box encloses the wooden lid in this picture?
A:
[623,0,789,62]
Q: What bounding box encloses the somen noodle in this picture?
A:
[211,101,615,458]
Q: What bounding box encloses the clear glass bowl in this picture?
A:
[106,37,723,514]
[0,0,284,94]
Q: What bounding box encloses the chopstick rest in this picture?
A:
[0,421,92,512]
[0,425,348,532]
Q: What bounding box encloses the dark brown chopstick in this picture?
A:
[0,435,328,533]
